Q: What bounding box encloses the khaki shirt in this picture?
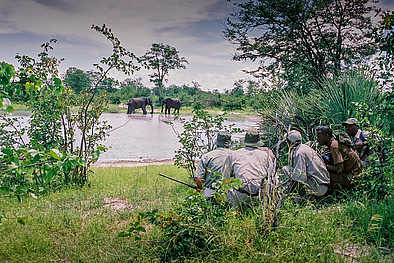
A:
[194,147,232,188]
[330,139,362,176]
[289,144,330,185]
[222,147,275,195]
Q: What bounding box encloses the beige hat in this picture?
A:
[342,118,358,126]
[244,128,264,147]
[286,130,302,144]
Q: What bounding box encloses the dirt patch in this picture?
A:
[103,197,133,211]
[334,243,370,262]
[92,159,174,167]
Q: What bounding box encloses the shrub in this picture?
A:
[169,109,242,177]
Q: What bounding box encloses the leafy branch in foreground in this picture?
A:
[168,109,242,177]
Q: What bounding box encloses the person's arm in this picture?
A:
[326,162,344,174]
[194,158,206,189]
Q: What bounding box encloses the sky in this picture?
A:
[0,0,393,92]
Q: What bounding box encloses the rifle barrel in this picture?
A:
[158,173,198,189]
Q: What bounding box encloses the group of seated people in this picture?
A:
[194,118,369,207]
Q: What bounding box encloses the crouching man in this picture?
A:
[281,130,330,196]
[194,131,232,199]
[315,126,362,190]
[222,128,275,208]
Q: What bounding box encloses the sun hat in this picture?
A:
[342,118,358,126]
[244,128,264,147]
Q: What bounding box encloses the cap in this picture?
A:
[244,128,264,147]
[342,118,358,126]
[286,130,302,144]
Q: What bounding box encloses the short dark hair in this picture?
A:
[315,126,332,137]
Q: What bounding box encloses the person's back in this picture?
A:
[194,131,232,198]
[222,128,275,207]
[195,147,232,188]
[281,130,330,196]
[225,147,274,194]
[329,139,362,177]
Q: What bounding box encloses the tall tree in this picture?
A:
[141,43,188,100]
[225,0,380,86]
[64,67,91,93]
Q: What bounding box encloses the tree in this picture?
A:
[371,10,393,89]
[225,0,380,86]
[64,67,91,93]
[141,43,188,101]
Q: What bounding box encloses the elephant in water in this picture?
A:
[127,97,153,114]
[161,98,181,115]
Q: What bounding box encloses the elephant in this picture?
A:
[161,98,181,115]
[127,97,153,114]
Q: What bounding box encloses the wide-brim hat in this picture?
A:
[342,118,358,126]
[244,128,264,147]
[216,131,231,148]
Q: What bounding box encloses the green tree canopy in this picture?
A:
[141,43,188,100]
[64,67,91,93]
[225,0,380,87]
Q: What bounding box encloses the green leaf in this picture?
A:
[17,217,27,225]
[49,149,62,160]
[117,231,130,238]
[135,226,146,232]
[54,78,62,86]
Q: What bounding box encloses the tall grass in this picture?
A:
[0,165,391,262]
[259,70,385,146]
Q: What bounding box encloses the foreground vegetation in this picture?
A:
[0,165,392,263]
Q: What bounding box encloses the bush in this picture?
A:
[169,109,242,177]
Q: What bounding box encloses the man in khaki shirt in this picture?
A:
[316,126,362,189]
[342,118,370,167]
[194,131,232,199]
[281,130,330,196]
[222,128,275,207]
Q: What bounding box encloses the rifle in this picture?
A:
[158,173,199,190]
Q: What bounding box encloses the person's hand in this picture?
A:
[354,141,363,151]
[195,177,203,190]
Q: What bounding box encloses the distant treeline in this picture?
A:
[60,67,269,111]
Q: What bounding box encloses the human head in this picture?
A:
[244,128,263,147]
[315,126,332,146]
[216,131,231,148]
[342,118,359,137]
[286,130,302,146]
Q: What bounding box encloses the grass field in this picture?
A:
[0,165,392,262]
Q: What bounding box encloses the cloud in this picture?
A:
[0,0,254,91]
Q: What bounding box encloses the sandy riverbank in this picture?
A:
[92,159,174,167]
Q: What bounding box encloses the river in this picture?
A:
[5,113,261,163]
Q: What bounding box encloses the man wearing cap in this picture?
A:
[281,130,330,196]
[194,131,232,199]
[342,118,369,167]
[222,128,275,207]
[315,126,362,189]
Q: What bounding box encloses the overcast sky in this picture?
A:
[1,0,393,92]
